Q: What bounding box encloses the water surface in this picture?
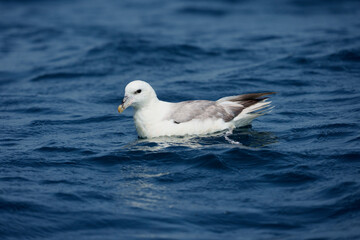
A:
[1,0,360,239]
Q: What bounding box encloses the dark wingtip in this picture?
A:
[242,92,276,100]
[264,92,276,95]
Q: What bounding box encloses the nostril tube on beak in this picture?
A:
[118,96,129,113]
[122,96,128,104]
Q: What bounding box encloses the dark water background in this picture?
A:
[1,0,360,239]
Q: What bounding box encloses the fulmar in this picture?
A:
[118,80,275,138]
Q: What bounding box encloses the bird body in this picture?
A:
[118,80,274,138]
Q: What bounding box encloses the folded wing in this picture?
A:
[166,92,275,124]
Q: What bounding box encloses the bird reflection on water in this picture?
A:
[124,126,277,151]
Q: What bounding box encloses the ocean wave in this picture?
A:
[30,115,118,126]
[1,0,360,239]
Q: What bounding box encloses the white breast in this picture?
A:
[133,101,231,138]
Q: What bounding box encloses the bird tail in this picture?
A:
[216,92,275,126]
[232,96,275,127]
[243,99,274,116]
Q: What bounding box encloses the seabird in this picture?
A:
[118,80,275,138]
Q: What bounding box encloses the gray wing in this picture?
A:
[166,92,275,124]
[165,100,241,124]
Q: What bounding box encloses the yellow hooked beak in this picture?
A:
[118,96,130,114]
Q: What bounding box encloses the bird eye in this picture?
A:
[135,89,142,94]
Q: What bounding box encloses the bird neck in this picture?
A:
[134,96,160,111]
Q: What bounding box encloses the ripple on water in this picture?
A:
[1,0,360,239]
[259,171,320,186]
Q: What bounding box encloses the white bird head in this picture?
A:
[118,80,158,113]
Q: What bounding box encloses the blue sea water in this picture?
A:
[1,0,360,239]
